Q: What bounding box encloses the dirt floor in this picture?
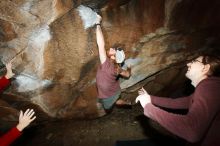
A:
[11,104,186,146]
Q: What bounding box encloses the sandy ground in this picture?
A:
[12,104,185,146]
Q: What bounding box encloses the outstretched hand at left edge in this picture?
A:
[16,109,36,132]
[5,60,15,79]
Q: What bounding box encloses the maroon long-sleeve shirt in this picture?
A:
[0,76,22,146]
[0,127,22,146]
[144,77,220,146]
[0,76,10,93]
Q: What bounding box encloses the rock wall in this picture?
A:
[0,0,220,119]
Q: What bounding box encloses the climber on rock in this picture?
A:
[95,14,132,116]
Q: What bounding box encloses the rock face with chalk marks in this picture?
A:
[0,0,220,119]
